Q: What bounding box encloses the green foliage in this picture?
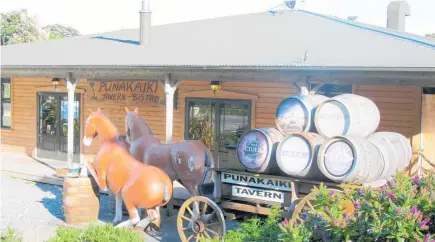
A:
[426,33,435,39]
[1,9,45,45]
[189,117,215,149]
[43,24,80,39]
[46,224,143,242]
[218,206,282,242]
[1,9,80,45]
[0,228,23,242]
[279,224,312,242]
[280,171,435,242]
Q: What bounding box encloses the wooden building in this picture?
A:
[1,5,435,174]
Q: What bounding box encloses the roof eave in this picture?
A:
[1,65,435,87]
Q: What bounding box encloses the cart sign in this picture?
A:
[232,185,285,203]
[221,172,291,192]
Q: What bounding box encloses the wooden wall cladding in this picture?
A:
[0,78,423,160]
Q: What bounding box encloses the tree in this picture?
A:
[43,24,80,39]
[426,33,435,39]
[1,9,80,45]
[1,9,46,45]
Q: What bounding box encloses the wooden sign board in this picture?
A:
[87,80,165,106]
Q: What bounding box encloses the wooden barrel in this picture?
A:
[368,132,412,176]
[63,177,100,225]
[314,94,380,138]
[317,136,385,184]
[236,128,284,173]
[275,94,328,135]
[276,132,326,180]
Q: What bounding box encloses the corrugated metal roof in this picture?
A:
[1,10,435,69]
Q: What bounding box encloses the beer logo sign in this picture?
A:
[237,131,268,169]
[244,138,262,163]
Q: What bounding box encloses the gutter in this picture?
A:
[2,65,435,72]
[1,65,435,87]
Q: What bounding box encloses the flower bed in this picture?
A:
[212,171,434,242]
[280,171,435,242]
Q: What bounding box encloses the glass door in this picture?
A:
[37,93,59,160]
[218,100,250,151]
[186,98,251,165]
[37,93,80,162]
[186,99,217,151]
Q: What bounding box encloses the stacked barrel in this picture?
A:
[236,93,412,186]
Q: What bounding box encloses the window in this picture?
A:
[185,98,251,152]
[309,83,353,97]
[1,77,11,129]
[423,87,435,95]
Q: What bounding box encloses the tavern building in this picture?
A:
[1,0,434,176]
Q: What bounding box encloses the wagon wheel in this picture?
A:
[289,188,343,228]
[289,192,316,228]
[177,196,226,242]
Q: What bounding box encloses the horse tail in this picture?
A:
[204,150,213,168]
[163,183,171,203]
[203,150,215,183]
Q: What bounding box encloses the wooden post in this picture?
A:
[66,73,77,169]
[163,74,180,144]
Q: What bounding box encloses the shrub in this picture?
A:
[280,171,435,242]
[47,223,143,242]
[204,206,282,242]
[0,228,23,242]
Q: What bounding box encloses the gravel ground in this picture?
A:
[0,175,171,242]
[0,175,239,242]
[1,175,66,242]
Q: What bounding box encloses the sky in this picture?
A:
[0,0,434,36]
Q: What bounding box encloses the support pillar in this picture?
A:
[66,73,77,169]
[163,74,180,144]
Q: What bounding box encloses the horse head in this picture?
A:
[83,108,118,146]
[124,107,154,144]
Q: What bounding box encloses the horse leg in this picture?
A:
[181,180,202,228]
[183,180,199,197]
[149,206,161,230]
[136,208,159,229]
[115,198,140,228]
[112,193,123,225]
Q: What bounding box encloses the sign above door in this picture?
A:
[87,80,165,106]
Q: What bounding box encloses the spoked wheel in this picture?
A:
[289,192,316,228]
[177,196,226,242]
[289,188,344,228]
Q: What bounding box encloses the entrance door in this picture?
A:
[185,98,251,164]
[37,93,81,162]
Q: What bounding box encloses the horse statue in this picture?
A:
[83,109,173,229]
[124,107,216,199]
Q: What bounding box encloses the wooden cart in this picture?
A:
[175,168,344,241]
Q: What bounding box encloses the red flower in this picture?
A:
[329,190,335,197]
[396,208,402,215]
[386,191,396,200]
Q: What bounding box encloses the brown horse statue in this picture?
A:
[124,107,216,199]
[83,109,173,228]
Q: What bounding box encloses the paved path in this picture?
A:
[0,175,239,242]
